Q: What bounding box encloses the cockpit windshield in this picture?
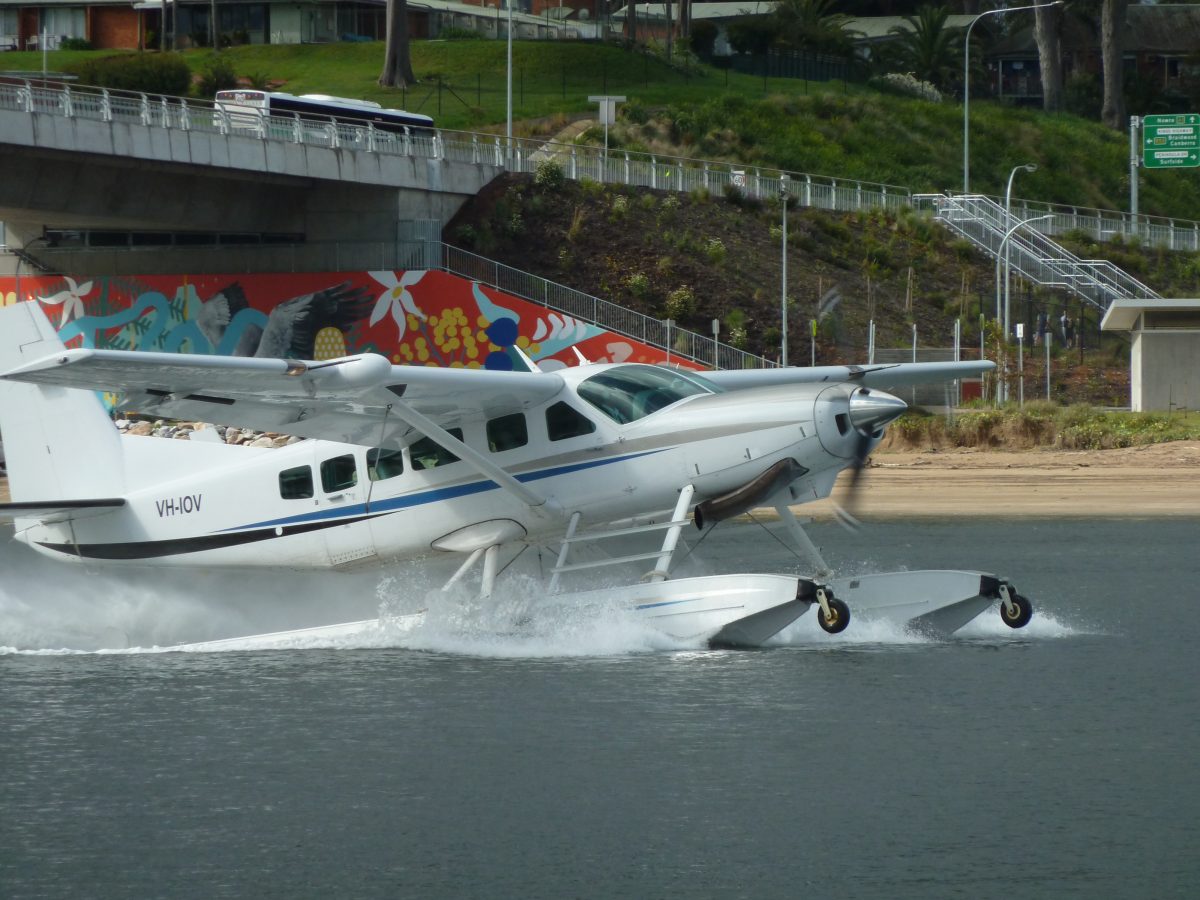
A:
[577,365,721,425]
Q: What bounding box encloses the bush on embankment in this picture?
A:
[885,403,1200,451]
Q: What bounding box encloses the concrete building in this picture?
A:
[1102,299,1200,413]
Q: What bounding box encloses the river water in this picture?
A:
[2,518,1197,899]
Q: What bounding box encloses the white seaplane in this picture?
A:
[0,302,1034,649]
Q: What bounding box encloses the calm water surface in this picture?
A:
[2,518,1198,899]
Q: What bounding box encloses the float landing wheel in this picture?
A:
[1000,593,1034,629]
[819,597,851,634]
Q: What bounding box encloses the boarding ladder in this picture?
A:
[548,485,695,593]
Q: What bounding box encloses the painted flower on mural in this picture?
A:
[369,271,427,340]
[37,277,94,327]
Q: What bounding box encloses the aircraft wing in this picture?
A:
[703,360,994,392]
[0,347,566,447]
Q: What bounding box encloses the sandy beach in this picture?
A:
[3,441,1199,516]
[808,440,1200,519]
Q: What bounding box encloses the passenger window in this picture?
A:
[546,402,596,441]
[487,413,528,452]
[367,447,405,481]
[320,454,358,492]
[279,465,314,500]
[410,428,463,470]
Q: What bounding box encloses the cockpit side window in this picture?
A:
[577,365,715,424]
[487,413,528,452]
[279,465,314,500]
[546,402,596,441]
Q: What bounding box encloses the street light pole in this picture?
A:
[506,0,513,150]
[994,213,1053,402]
[1004,163,1037,337]
[963,1,1062,194]
[780,173,789,367]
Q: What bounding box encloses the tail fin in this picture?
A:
[0,302,126,502]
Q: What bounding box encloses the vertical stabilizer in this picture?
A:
[0,303,126,502]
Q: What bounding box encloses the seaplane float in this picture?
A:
[0,302,1034,649]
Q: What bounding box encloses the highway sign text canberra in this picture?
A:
[1143,114,1199,169]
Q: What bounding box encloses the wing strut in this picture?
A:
[386,399,558,515]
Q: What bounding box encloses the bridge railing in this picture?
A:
[6,76,1199,254]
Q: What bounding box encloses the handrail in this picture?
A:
[931,195,1162,310]
[3,77,1198,254]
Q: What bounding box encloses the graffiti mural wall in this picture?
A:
[0,270,683,371]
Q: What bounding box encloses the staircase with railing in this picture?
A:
[924,194,1163,312]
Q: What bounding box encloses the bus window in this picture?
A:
[320,455,358,492]
[546,402,596,442]
[487,413,528,452]
[367,447,405,481]
[279,465,314,500]
[410,428,463,470]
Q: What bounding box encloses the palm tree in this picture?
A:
[773,0,858,57]
[881,5,966,92]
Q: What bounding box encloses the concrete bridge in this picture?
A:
[0,80,510,253]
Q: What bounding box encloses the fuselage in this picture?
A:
[13,366,883,571]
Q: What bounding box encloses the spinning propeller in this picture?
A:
[836,388,907,531]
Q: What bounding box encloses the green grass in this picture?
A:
[5,40,1200,217]
[893,404,1200,450]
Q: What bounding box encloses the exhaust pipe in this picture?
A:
[694,458,808,530]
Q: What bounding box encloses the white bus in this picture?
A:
[213,90,433,141]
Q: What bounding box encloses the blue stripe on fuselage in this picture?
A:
[220,449,668,533]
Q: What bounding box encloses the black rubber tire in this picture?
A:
[819,597,851,634]
[1000,593,1034,629]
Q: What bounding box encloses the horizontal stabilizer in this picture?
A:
[0,498,126,524]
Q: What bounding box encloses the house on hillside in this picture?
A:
[0,0,590,52]
[983,4,1200,105]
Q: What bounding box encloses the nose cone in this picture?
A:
[848,387,907,434]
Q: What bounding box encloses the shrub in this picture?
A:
[533,159,565,191]
[454,224,477,248]
[610,195,630,219]
[665,285,696,319]
[60,37,93,51]
[68,52,192,96]
[195,55,239,98]
[870,72,943,103]
[703,237,727,264]
[626,271,652,299]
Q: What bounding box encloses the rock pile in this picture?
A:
[114,419,301,449]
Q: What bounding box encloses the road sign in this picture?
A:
[1142,113,1199,169]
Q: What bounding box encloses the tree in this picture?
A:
[881,5,965,91]
[1100,0,1128,129]
[773,0,857,57]
[379,0,416,89]
[1033,3,1064,112]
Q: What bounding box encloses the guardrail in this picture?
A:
[3,77,1196,304]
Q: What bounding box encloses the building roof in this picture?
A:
[841,15,977,43]
[1102,298,1200,332]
